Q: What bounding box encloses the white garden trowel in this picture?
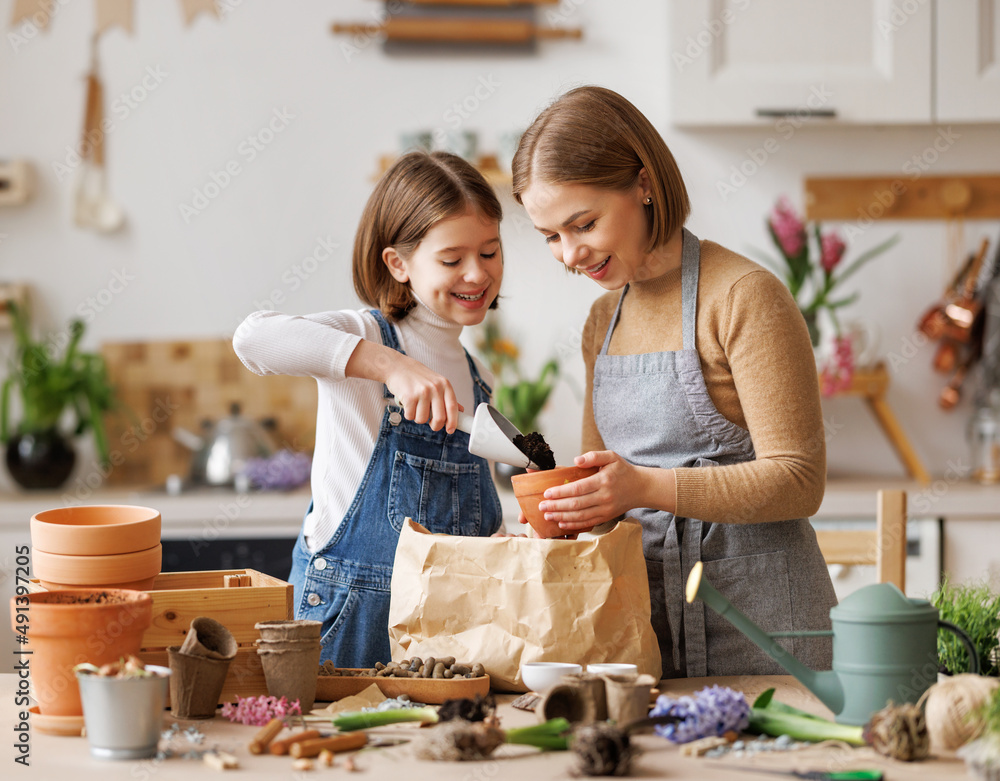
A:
[394,398,535,468]
[457,403,538,469]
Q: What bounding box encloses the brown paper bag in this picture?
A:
[388,518,661,692]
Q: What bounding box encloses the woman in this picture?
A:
[512,86,837,678]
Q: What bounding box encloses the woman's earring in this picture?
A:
[644,196,652,205]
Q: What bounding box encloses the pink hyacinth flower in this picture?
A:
[769,197,806,258]
[820,231,847,274]
[819,336,855,397]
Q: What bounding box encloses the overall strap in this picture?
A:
[369,309,404,400]
[680,228,700,352]
[464,350,493,404]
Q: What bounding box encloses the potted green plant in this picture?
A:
[476,314,559,487]
[931,576,1000,677]
[0,300,119,489]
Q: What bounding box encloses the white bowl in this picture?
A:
[520,662,582,693]
[586,663,638,676]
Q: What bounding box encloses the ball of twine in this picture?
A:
[922,674,1000,752]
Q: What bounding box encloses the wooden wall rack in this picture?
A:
[332,0,581,52]
[805,174,1000,221]
[833,362,931,485]
[376,153,510,186]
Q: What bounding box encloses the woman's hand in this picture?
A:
[536,450,671,533]
[384,355,464,433]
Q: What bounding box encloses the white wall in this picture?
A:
[2,0,999,493]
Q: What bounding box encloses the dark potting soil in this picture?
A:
[513,432,555,470]
[42,591,130,605]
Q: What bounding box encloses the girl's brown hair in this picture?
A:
[512,85,690,252]
[353,151,502,320]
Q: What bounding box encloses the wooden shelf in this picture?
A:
[805,174,1000,221]
[826,362,931,485]
[376,154,512,186]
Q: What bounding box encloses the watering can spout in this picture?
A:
[685,562,844,717]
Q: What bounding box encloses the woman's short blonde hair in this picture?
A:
[353,151,502,320]
[512,86,689,252]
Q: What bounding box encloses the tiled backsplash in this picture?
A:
[101,339,316,487]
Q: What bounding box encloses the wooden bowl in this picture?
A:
[32,544,162,590]
[511,466,599,538]
[316,669,490,705]
[31,505,161,556]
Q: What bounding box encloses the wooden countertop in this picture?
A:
[1,674,970,779]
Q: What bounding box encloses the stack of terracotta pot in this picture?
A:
[30,505,162,590]
[11,505,163,734]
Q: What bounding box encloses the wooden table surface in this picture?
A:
[1,673,971,779]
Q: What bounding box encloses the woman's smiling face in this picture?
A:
[521,177,654,289]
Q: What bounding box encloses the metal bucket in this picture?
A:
[76,665,170,760]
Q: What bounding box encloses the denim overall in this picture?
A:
[289,310,503,668]
[593,229,836,678]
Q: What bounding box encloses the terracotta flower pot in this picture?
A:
[30,505,161,556]
[511,466,599,538]
[32,544,162,591]
[12,589,152,717]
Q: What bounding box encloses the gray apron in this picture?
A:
[593,228,836,678]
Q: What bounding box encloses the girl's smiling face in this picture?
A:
[383,208,502,326]
[521,174,665,289]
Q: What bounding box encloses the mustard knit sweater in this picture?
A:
[581,238,826,525]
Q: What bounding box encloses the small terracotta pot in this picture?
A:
[12,589,152,717]
[30,505,161,556]
[255,619,322,642]
[167,647,230,719]
[511,466,599,538]
[32,544,162,591]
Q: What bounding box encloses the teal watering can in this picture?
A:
[685,561,980,725]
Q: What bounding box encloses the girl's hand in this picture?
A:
[386,356,464,433]
[536,450,657,533]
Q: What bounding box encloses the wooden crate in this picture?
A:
[29,569,294,704]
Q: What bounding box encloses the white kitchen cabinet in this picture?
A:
[671,0,1000,125]
[936,0,1000,122]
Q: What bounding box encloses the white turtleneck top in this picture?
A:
[232,300,491,552]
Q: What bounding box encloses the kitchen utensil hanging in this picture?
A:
[916,236,992,409]
[73,34,125,233]
[331,2,582,55]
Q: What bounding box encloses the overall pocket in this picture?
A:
[387,452,484,536]
[701,550,793,676]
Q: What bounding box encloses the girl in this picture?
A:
[511,86,837,678]
[233,151,504,668]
